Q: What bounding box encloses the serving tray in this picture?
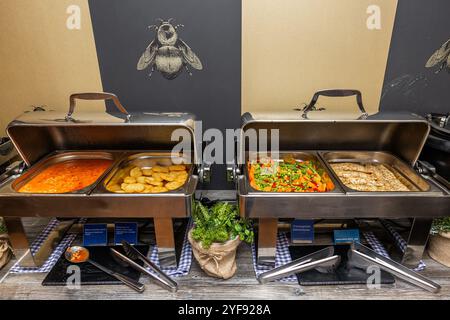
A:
[42,245,150,286]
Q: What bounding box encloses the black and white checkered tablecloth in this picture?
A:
[10,219,193,276]
[250,224,423,282]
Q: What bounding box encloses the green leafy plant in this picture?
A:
[432,217,450,235]
[191,201,254,249]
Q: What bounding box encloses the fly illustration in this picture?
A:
[137,18,203,80]
[425,38,450,74]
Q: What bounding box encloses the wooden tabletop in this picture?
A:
[0,217,449,300]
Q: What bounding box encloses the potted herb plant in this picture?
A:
[428,217,450,267]
[188,201,254,279]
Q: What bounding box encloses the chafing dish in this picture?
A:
[233,89,450,266]
[0,92,204,268]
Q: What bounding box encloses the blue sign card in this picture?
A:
[334,229,360,245]
[83,223,108,247]
[114,222,138,245]
[291,220,315,244]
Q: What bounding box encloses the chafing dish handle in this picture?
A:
[303,89,368,119]
[67,92,131,121]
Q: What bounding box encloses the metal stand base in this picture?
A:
[3,217,77,268]
[255,217,434,269]
[3,217,37,267]
[257,218,278,266]
[4,217,179,269]
[402,218,433,268]
[154,217,177,268]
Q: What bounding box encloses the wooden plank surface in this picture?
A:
[1,217,449,300]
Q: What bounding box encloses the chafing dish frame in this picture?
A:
[236,95,450,267]
[0,92,201,269]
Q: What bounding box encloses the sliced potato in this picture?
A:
[165,181,184,191]
[152,172,163,180]
[130,167,143,177]
[124,176,137,184]
[123,183,145,193]
[150,186,169,193]
[142,168,153,176]
[169,165,186,171]
[160,173,177,182]
[174,172,188,180]
[176,175,188,183]
[144,177,163,185]
[136,176,147,184]
[152,166,169,173]
[143,185,153,193]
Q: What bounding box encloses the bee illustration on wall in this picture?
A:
[425,38,450,74]
[137,18,203,80]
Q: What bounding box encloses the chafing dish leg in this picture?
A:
[3,217,37,267]
[154,218,177,268]
[257,218,278,266]
[402,218,433,268]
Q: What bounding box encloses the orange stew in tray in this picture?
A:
[248,156,335,192]
[18,159,112,193]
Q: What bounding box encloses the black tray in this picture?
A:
[42,245,149,286]
[288,245,395,286]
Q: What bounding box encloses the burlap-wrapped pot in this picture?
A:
[188,229,241,279]
[428,232,450,268]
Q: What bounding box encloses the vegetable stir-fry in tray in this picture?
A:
[248,156,335,192]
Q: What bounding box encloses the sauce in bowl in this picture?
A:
[18,159,112,193]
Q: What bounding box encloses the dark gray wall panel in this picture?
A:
[89,0,241,189]
[381,0,450,115]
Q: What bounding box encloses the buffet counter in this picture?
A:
[1,212,449,300]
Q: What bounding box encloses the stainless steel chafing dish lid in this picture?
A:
[6,93,199,167]
[240,110,430,166]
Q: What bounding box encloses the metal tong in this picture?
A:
[257,246,341,284]
[110,241,178,292]
[349,242,441,293]
[258,243,441,294]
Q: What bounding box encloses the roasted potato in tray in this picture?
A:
[107,162,188,194]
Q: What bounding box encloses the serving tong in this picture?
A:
[349,242,441,293]
[257,243,441,293]
[257,247,341,284]
[110,241,178,292]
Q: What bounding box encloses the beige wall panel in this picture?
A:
[0,0,103,133]
[242,0,398,114]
